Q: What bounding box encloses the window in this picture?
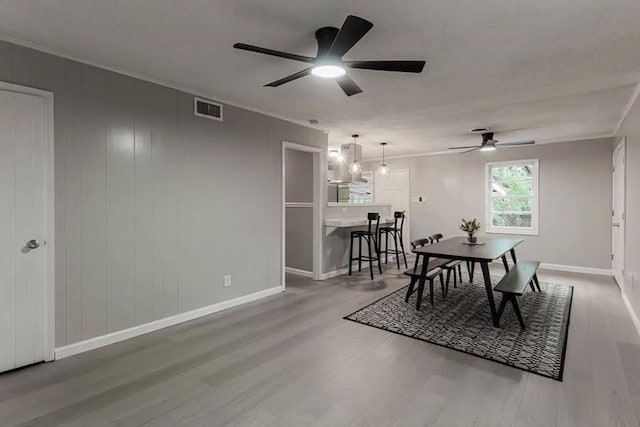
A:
[485,159,539,235]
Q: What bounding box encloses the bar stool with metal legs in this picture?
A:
[379,211,408,269]
[348,213,383,280]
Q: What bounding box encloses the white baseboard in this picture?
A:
[538,263,612,276]
[321,258,612,280]
[55,285,284,359]
[320,267,350,280]
[321,258,386,280]
[285,267,313,278]
[490,260,612,276]
[622,291,640,337]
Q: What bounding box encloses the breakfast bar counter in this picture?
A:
[325,217,394,227]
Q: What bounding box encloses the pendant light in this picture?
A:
[378,142,389,175]
[348,134,362,175]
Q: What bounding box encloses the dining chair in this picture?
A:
[429,233,465,292]
[404,238,446,308]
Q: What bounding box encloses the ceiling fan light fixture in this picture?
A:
[479,144,497,152]
[311,63,346,79]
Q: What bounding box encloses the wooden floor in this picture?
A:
[1,265,639,426]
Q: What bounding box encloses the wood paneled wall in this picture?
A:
[0,40,327,347]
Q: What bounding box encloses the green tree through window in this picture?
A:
[486,160,538,233]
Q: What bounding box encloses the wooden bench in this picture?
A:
[493,261,541,329]
[404,258,445,310]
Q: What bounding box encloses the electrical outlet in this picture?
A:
[224,275,232,287]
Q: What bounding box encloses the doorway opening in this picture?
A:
[282,142,324,288]
[612,138,626,288]
[375,168,411,254]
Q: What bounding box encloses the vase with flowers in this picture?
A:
[460,218,481,244]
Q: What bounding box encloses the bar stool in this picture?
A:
[379,211,408,269]
[348,213,383,280]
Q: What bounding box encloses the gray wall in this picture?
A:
[285,149,313,203]
[363,138,613,269]
[617,97,640,319]
[0,40,327,347]
[285,208,313,272]
[285,148,313,272]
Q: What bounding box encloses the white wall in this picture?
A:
[0,40,327,347]
[363,138,613,269]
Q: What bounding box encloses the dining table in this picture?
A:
[412,236,523,327]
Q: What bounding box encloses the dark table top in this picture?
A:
[412,236,523,262]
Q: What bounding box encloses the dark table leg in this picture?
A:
[480,261,499,327]
[501,255,510,273]
[468,261,475,283]
[415,255,430,310]
[510,248,518,265]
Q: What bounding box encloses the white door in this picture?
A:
[375,169,410,252]
[0,88,48,372]
[612,140,626,288]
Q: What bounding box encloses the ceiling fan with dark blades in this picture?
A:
[449,132,535,153]
[233,15,426,96]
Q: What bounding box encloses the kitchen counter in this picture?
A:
[326,202,393,208]
[325,217,395,227]
[323,203,395,274]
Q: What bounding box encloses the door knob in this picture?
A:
[26,239,40,250]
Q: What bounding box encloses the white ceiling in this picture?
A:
[1,0,640,159]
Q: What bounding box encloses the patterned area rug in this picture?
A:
[345,274,573,381]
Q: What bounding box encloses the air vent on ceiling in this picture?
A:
[194,97,223,121]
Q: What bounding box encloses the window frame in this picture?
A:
[485,159,539,236]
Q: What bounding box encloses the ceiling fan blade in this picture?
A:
[497,140,535,146]
[327,15,373,58]
[233,43,314,63]
[264,67,313,87]
[336,75,363,96]
[344,60,426,73]
[461,147,481,153]
[448,145,481,150]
